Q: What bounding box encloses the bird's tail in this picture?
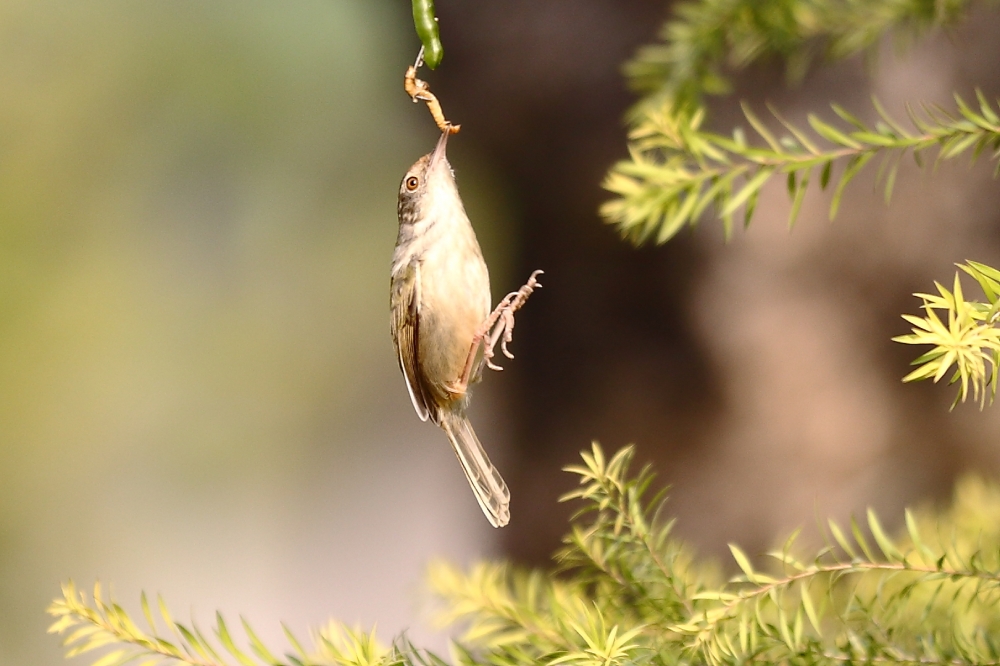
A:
[440,411,510,527]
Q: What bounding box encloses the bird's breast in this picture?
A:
[411,213,489,385]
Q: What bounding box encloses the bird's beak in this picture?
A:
[428,130,449,171]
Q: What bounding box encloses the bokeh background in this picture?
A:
[2,1,1000,664]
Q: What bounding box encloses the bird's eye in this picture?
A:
[405,176,419,191]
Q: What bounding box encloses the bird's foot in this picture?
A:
[455,270,543,388]
[481,270,544,371]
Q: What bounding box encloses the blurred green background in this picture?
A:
[0,1,524,663]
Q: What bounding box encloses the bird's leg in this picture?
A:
[453,270,544,393]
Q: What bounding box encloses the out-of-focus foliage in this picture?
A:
[48,581,404,666]
[601,92,1000,244]
[895,260,1000,408]
[626,0,977,114]
[50,445,1000,666]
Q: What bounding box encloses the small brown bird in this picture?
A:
[390,131,511,527]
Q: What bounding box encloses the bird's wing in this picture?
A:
[391,259,430,421]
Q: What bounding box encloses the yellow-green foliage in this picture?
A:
[48,582,398,666]
[876,475,1000,638]
[624,0,976,112]
[600,0,999,245]
[895,261,1000,408]
[49,444,1000,666]
[600,93,1000,246]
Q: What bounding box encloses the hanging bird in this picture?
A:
[390,131,511,527]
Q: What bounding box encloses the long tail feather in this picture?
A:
[440,412,510,527]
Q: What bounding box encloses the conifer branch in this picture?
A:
[601,92,1000,245]
[626,0,979,113]
[557,444,697,620]
[47,582,402,666]
[894,260,1000,407]
[430,444,1000,666]
[48,447,1000,666]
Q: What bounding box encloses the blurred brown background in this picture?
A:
[1,1,1000,664]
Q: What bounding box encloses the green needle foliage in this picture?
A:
[47,582,408,666]
[600,91,1000,245]
[894,260,1000,408]
[625,0,977,113]
[607,0,1000,245]
[431,445,1000,666]
[50,444,1000,666]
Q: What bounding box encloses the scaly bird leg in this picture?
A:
[404,48,460,135]
[453,270,544,393]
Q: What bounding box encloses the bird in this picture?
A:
[390,130,512,528]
